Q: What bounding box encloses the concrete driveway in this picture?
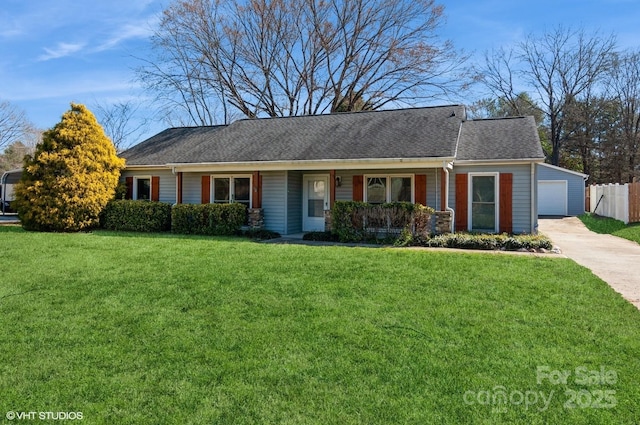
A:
[538,217,640,310]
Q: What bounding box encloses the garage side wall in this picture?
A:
[537,164,586,216]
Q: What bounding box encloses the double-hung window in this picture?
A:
[365,175,413,204]
[133,176,151,200]
[211,175,251,209]
[469,173,499,233]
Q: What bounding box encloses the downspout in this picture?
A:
[531,163,536,233]
[171,166,177,206]
[443,162,455,233]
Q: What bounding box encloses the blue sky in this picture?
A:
[2,0,640,144]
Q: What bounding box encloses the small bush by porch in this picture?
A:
[330,201,435,243]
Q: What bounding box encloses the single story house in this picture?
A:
[120,105,545,234]
[537,163,588,216]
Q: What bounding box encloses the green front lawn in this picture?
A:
[1,227,639,424]
[579,213,640,244]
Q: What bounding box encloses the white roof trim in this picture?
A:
[124,165,171,171]
[537,162,588,178]
[164,157,456,172]
[453,158,545,166]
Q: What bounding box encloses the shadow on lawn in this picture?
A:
[0,225,242,242]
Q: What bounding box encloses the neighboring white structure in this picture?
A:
[1,168,21,213]
[537,163,588,216]
[589,183,640,224]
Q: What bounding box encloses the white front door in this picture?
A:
[303,174,329,232]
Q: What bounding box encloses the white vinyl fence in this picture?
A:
[589,183,640,224]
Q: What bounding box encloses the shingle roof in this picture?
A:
[121,126,227,166]
[457,116,544,161]
[121,106,545,166]
[122,106,465,165]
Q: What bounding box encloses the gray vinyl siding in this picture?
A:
[262,171,287,234]
[121,168,176,204]
[334,168,440,210]
[450,164,536,234]
[287,171,303,234]
[537,164,586,216]
[182,172,206,204]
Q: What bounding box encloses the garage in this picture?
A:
[538,180,567,215]
[537,163,588,216]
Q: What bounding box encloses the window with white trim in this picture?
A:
[469,172,499,233]
[211,175,252,209]
[133,176,151,200]
[365,175,413,204]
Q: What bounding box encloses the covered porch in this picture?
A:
[170,161,456,236]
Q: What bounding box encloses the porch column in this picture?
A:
[177,172,183,204]
[252,171,262,208]
[440,168,447,211]
[329,169,336,208]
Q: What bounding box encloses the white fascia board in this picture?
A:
[537,162,589,178]
[123,165,171,171]
[165,157,455,172]
[453,158,545,166]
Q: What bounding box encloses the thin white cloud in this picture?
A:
[3,74,136,102]
[38,42,87,61]
[95,16,158,52]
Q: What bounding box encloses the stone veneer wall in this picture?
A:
[248,208,264,230]
[433,211,452,234]
[324,210,332,232]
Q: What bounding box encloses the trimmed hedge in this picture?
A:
[331,201,434,242]
[100,200,172,232]
[417,233,553,251]
[172,203,246,235]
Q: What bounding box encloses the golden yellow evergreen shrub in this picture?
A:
[14,103,125,231]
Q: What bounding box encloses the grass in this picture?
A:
[1,226,639,424]
[578,213,640,245]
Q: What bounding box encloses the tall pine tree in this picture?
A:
[14,104,125,231]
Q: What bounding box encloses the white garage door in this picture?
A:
[538,180,568,216]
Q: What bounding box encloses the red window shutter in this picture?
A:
[201,175,211,204]
[353,175,363,201]
[499,173,513,233]
[415,174,427,205]
[455,173,468,231]
[177,172,183,204]
[125,177,133,200]
[151,176,160,201]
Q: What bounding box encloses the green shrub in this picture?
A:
[331,201,434,243]
[423,233,552,251]
[172,203,246,235]
[100,200,172,232]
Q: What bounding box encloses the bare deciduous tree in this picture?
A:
[137,0,468,125]
[93,101,151,151]
[477,27,616,166]
[0,100,34,151]
[607,50,640,182]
